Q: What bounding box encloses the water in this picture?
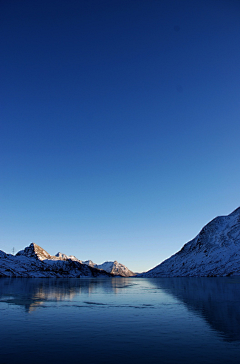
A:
[1,277,240,364]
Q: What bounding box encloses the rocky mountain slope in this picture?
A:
[0,243,113,278]
[54,255,135,276]
[0,243,134,278]
[141,207,240,277]
[96,261,135,277]
[55,252,79,261]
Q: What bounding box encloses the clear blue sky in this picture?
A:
[1,0,240,272]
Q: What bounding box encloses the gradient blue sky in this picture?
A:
[1,0,240,272]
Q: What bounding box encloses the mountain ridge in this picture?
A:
[2,207,240,278]
[140,207,240,277]
[53,251,135,276]
[0,243,112,278]
[0,243,134,278]
[86,260,135,277]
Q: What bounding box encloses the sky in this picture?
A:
[1,0,240,273]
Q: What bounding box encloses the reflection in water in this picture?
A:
[0,278,131,312]
[1,277,240,343]
[149,277,240,342]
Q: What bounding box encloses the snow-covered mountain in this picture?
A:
[96,261,135,277]
[0,243,113,278]
[81,260,96,267]
[141,207,240,277]
[55,252,80,262]
[76,259,135,276]
[54,254,135,276]
[0,243,135,278]
[17,243,57,261]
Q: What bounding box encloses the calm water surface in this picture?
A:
[1,277,240,364]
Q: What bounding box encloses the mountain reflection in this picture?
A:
[148,277,240,342]
[0,278,126,312]
[1,277,240,342]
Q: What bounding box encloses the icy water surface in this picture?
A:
[1,277,240,364]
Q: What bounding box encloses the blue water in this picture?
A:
[1,277,240,364]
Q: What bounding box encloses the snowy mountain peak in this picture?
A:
[141,207,240,277]
[16,242,53,260]
[81,259,135,276]
[55,252,66,259]
[82,260,96,267]
[55,252,79,262]
[1,243,114,278]
[96,260,135,277]
[3,242,135,277]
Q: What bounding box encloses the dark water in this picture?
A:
[1,277,240,364]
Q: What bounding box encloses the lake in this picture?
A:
[1,277,240,364]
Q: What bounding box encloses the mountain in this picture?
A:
[80,259,135,276]
[56,255,135,277]
[17,243,56,260]
[81,260,97,268]
[0,243,134,278]
[141,207,240,277]
[54,254,135,276]
[96,261,135,277]
[55,252,80,262]
[0,243,113,278]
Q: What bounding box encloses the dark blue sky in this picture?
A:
[1,0,240,271]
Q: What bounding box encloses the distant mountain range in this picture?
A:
[0,243,135,278]
[140,207,240,277]
[54,254,135,277]
[1,207,240,278]
[81,260,135,277]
